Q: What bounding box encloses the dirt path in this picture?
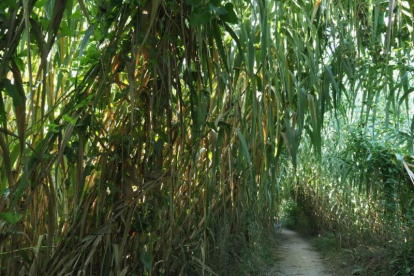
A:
[270,228,333,276]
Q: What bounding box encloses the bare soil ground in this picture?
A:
[266,228,334,276]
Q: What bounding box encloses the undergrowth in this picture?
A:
[210,222,281,276]
[283,200,413,276]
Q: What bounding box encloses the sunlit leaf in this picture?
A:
[0,212,23,224]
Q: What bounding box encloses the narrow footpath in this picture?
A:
[269,229,333,276]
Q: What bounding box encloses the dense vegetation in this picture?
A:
[0,0,413,275]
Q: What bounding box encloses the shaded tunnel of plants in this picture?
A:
[0,0,413,275]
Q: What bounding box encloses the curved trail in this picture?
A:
[271,229,333,276]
